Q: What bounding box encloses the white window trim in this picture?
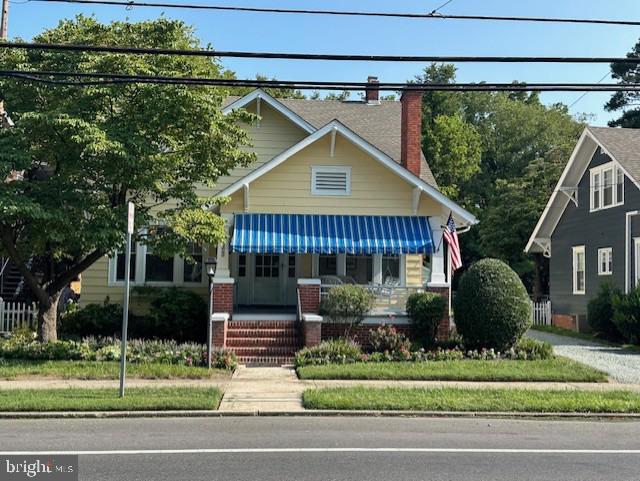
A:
[311,165,352,196]
[572,245,586,295]
[590,162,624,212]
[597,247,613,276]
[634,238,640,289]
[108,242,207,287]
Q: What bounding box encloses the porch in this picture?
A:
[209,213,452,363]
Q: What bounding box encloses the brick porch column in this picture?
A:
[426,285,450,340]
[298,279,322,347]
[297,279,321,314]
[211,278,234,348]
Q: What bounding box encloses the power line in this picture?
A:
[569,71,611,108]
[431,0,456,14]
[23,0,640,27]
[1,69,639,91]
[1,41,639,64]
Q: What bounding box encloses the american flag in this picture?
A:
[443,212,462,271]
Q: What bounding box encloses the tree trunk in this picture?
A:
[37,291,61,342]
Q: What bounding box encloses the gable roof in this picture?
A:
[222,90,439,188]
[217,119,477,226]
[525,126,640,255]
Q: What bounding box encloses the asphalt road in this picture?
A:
[2,416,640,480]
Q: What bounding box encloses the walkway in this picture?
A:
[528,330,640,384]
[217,365,304,412]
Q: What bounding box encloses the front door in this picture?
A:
[253,254,282,305]
[232,253,299,306]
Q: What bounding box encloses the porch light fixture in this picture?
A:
[205,258,217,369]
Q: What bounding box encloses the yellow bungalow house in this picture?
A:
[80,78,477,363]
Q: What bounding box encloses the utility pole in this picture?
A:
[0,0,8,116]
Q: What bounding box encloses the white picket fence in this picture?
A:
[0,298,37,332]
[531,299,552,326]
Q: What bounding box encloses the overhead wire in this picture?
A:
[0,41,639,64]
[21,0,640,27]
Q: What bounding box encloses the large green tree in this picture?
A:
[415,64,583,293]
[0,16,256,341]
[606,38,640,127]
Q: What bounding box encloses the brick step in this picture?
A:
[231,346,299,357]
[237,356,295,366]
[228,321,298,330]
[226,337,301,347]
[226,328,299,338]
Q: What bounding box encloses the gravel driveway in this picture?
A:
[527,330,640,384]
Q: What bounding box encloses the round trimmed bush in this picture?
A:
[453,258,531,350]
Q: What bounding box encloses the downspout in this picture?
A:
[625,211,640,293]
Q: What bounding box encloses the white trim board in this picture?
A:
[215,119,478,226]
[222,89,316,134]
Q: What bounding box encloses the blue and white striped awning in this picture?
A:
[231,213,434,255]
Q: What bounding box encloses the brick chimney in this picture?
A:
[365,76,379,104]
[400,90,423,177]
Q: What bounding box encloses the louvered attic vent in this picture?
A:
[311,166,351,196]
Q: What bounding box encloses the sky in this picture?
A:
[6,0,640,125]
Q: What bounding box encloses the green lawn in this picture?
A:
[0,360,231,380]
[303,387,640,413]
[297,358,607,382]
[0,387,222,411]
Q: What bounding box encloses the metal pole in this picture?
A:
[119,203,134,398]
[207,277,212,369]
[1,0,8,40]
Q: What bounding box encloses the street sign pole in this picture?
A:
[119,202,135,398]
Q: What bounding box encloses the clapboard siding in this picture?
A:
[550,148,640,324]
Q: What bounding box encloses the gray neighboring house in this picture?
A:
[526,126,640,332]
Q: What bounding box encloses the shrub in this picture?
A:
[369,325,411,355]
[320,285,374,335]
[59,303,123,339]
[453,258,532,350]
[588,283,622,341]
[511,338,553,360]
[406,292,446,346]
[613,287,640,344]
[146,288,208,343]
[295,339,362,367]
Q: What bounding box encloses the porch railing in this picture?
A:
[320,284,423,316]
[531,299,552,326]
[0,297,37,332]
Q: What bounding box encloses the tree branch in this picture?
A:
[48,249,105,294]
[0,226,49,306]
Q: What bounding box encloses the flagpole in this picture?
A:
[447,243,453,329]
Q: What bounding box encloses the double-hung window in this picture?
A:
[572,246,586,295]
[598,248,613,276]
[590,162,624,211]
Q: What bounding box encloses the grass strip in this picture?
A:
[0,387,222,411]
[303,387,640,413]
[297,358,607,382]
[0,360,231,380]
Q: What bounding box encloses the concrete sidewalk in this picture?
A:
[218,365,304,412]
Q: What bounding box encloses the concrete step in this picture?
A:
[236,356,296,366]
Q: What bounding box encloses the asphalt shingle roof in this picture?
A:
[587,126,640,183]
[223,95,438,189]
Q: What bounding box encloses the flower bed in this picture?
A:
[0,331,237,370]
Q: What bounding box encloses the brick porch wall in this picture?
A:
[321,323,416,348]
[212,282,234,314]
[298,282,320,314]
[426,286,451,340]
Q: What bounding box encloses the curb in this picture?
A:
[1,410,640,420]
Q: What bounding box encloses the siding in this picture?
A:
[550,148,640,324]
[405,254,423,286]
[221,133,441,216]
